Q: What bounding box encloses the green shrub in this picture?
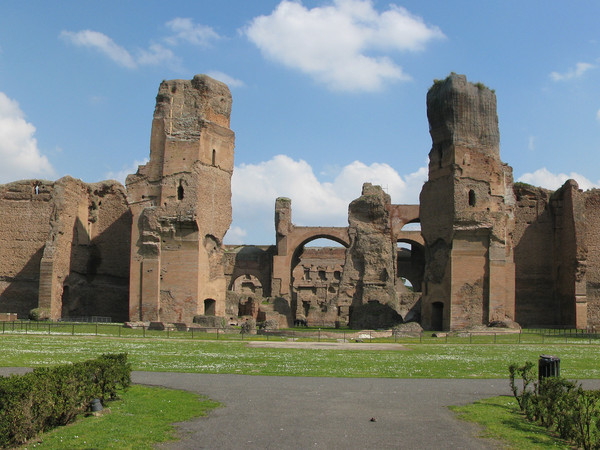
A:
[509,361,600,450]
[28,307,50,321]
[0,353,130,448]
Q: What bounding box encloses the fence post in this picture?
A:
[370,330,372,343]
[518,330,521,344]
[494,333,497,344]
[48,322,51,335]
[72,323,75,336]
[96,323,98,336]
[217,328,220,340]
[118,325,121,338]
[318,329,321,342]
[191,328,194,339]
[420,332,422,343]
[143,326,146,338]
[2,321,4,334]
[469,333,472,344]
[167,327,170,338]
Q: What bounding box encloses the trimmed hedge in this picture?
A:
[0,353,131,448]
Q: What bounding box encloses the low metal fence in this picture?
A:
[1,321,600,344]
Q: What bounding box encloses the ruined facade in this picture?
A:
[0,177,130,321]
[0,73,599,331]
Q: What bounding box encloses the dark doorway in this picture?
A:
[204,299,216,316]
[432,302,444,330]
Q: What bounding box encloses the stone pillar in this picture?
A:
[271,197,293,297]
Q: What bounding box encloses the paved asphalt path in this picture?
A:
[5,367,600,449]
[134,372,510,449]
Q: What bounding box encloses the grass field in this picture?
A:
[2,334,600,378]
[21,385,219,449]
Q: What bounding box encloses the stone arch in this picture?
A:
[289,234,349,324]
[272,226,349,298]
[396,238,425,292]
[231,273,263,296]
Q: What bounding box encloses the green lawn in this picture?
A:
[22,384,219,449]
[450,396,571,449]
[2,334,600,378]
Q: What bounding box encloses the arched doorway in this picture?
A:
[290,235,348,327]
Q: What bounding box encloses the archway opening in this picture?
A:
[290,235,348,327]
[396,240,424,293]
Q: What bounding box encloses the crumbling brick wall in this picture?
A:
[0,180,54,318]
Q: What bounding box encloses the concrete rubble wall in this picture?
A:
[337,183,401,329]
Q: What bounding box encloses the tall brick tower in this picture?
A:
[126,75,234,323]
[419,74,516,330]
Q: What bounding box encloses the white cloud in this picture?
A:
[60,30,136,68]
[0,92,55,182]
[164,18,221,46]
[528,136,536,151]
[227,155,427,244]
[244,0,444,92]
[206,71,245,88]
[61,19,218,69]
[223,226,248,245]
[517,167,599,191]
[105,158,149,185]
[550,62,595,81]
[136,43,179,67]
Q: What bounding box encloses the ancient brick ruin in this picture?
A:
[0,73,598,330]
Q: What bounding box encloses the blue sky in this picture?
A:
[1,0,599,244]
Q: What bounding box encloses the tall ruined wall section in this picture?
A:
[513,184,555,325]
[0,181,54,317]
[420,74,516,330]
[584,189,600,328]
[127,75,234,323]
[0,177,130,320]
[513,181,598,329]
[337,183,400,329]
[58,181,131,321]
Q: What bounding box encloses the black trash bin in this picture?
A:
[538,354,560,381]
